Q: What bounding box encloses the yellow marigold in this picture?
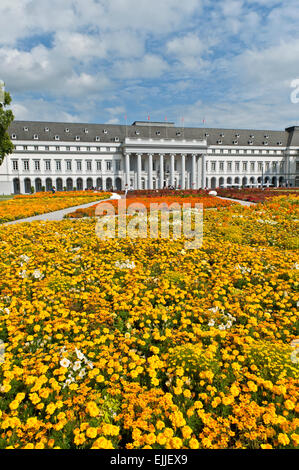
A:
[101,423,120,436]
[278,433,290,446]
[46,403,56,415]
[285,400,295,410]
[86,401,100,418]
[247,381,258,392]
[92,437,114,449]
[86,427,98,439]
[189,438,200,449]
[182,426,193,440]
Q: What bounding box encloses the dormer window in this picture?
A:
[248,140,253,145]
[33,134,38,140]
[263,141,268,145]
[156,131,161,136]
[75,136,80,141]
[135,130,140,135]
[11,133,17,139]
[277,141,282,146]
[220,133,224,138]
[115,137,119,142]
[250,135,254,139]
[217,140,223,144]
[264,135,269,139]
[84,128,88,134]
[24,126,28,132]
[95,136,100,142]
[205,133,209,137]
[103,129,108,134]
[233,140,238,145]
[54,135,60,141]
[65,128,70,133]
[45,127,49,132]
[235,134,240,138]
[176,131,181,136]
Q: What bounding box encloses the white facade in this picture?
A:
[0,121,298,194]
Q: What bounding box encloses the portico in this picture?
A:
[123,137,207,190]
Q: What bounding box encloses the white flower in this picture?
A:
[18,269,27,278]
[32,269,44,279]
[75,348,84,360]
[218,324,226,331]
[60,358,71,368]
[73,361,82,371]
[4,308,10,315]
[208,319,215,327]
[115,260,136,270]
[20,254,30,263]
[79,368,86,378]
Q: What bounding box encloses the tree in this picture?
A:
[0,84,14,165]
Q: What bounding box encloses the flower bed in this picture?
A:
[216,188,299,203]
[0,191,111,224]
[66,195,234,219]
[0,196,298,449]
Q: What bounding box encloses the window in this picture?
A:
[65,128,70,133]
[103,129,108,134]
[56,160,61,171]
[66,146,70,151]
[84,128,88,134]
[141,159,145,172]
[95,136,100,142]
[86,161,92,171]
[45,146,49,151]
[24,127,28,132]
[115,160,121,171]
[96,161,101,171]
[45,127,49,132]
[235,162,240,172]
[266,162,270,171]
[11,134,17,139]
[33,134,38,140]
[75,136,80,141]
[34,160,40,171]
[219,161,224,172]
[56,146,60,151]
[12,160,18,171]
[211,161,216,172]
[227,161,232,171]
[23,146,28,150]
[280,161,285,172]
[34,146,38,151]
[106,161,112,171]
[258,162,263,171]
[23,160,29,171]
[77,161,82,171]
[54,135,60,141]
[243,162,248,172]
[250,162,255,172]
[86,147,91,152]
[66,160,72,171]
[272,162,277,172]
[45,160,51,171]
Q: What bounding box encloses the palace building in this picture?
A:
[0,120,298,194]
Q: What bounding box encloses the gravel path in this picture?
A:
[215,196,256,206]
[3,195,117,225]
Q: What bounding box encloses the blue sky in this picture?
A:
[0,0,299,129]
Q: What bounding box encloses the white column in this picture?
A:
[148,154,153,190]
[202,153,206,189]
[192,154,197,189]
[197,155,202,189]
[137,154,142,190]
[170,154,175,187]
[181,154,186,189]
[125,153,130,186]
[159,154,164,189]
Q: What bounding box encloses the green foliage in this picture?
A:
[0,90,14,165]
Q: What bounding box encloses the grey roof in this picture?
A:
[8,120,298,147]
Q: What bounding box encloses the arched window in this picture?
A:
[66,178,73,191]
[77,178,83,190]
[56,178,63,191]
[35,178,42,192]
